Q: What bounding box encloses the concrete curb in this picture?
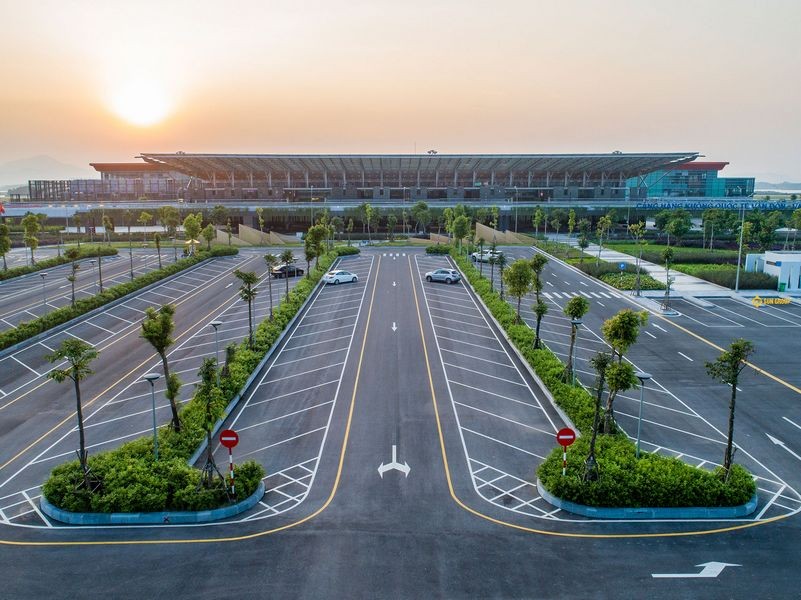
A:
[187,258,337,467]
[40,482,265,525]
[0,256,217,361]
[448,256,578,433]
[536,479,759,519]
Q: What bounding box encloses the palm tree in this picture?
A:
[562,296,590,382]
[264,253,278,320]
[65,247,80,307]
[46,339,99,488]
[234,270,259,348]
[280,249,294,300]
[140,304,182,432]
[154,233,163,269]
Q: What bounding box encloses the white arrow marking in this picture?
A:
[391,322,397,332]
[767,434,801,462]
[378,445,410,478]
[392,281,396,287]
[652,323,667,332]
[652,562,740,579]
[225,282,233,288]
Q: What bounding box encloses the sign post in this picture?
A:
[219,429,239,497]
[619,262,626,287]
[556,427,576,476]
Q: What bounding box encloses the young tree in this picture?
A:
[138,211,153,243]
[601,360,638,434]
[183,213,202,255]
[476,238,485,277]
[202,223,215,250]
[306,224,328,270]
[263,253,278,319]
[153,233,163,269]
[488,239,498,290]
[628,221,646,296]
[497,253,508,300]
[357,202,369,234]
[331,216,344,244]
[364,204,376,243]
[0,223,10,271]
[140,304,182,432]
[234,270,259,348]
[504,260,533,322]
[46,339,99,487]
[584,352,612,481]
[159,205,181,237]
[577,235,589,263]
[661,246,674,311]
[595,214,612,264]
[443,207,454,239]
[529,253,548,348]
[304,237,315,277]
[211,204,228,227]
[533,300,548,349]
[567,209,576,238]
[791,208,801,250]
[65,246,80,307]
[532,207,543,236]
[280,249,295,299]
[346,218,354,246]
[601,308,648,363]
[102,214,114,245]
[255,207,265,233]
[386,213,398,241]
[411,201,431,233]
[451,214,471,254]
[197,357,226,488]
[21,212,40,265]
[705,339,755,480]
[562,296,590,382]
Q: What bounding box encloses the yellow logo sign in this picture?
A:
[752,295,792,308]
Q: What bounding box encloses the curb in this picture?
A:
[0,256,217,361]
[40,482,265,525]
[536,479,759,520]
[187,258,337,467]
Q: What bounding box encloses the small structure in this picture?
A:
[745,251,801,292]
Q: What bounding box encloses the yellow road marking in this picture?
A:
[407,255,792,538]
[0,255,381,546]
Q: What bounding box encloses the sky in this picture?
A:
[1,0,799,181]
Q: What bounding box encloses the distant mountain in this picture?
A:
[0,155,92,189]
[755,181,801,192]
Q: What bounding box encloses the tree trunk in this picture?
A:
[490,262,495,291]
[247,298,254,348]
[160,353,181,432]
[157,247,162,269]
[565,326,577,380]
[602,388,619,433]
[2,254,6,271]
[516,296,522,323]
[268,277,274,320]
[285,271,290,299]
[73,376,89,488]
[97,255,103,292]
[534,314,543,349]
[723,385,737,478]
[584,369,607,482]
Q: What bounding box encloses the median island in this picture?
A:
[440,241,757,512]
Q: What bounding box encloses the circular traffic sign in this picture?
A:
[219,429,239,449]
[556,427,576,447]
[619,262,627,271]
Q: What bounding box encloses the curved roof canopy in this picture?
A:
[139,152,699,180]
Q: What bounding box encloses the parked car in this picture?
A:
[425,268,461,284]
[470,249,504,263]
[323,270,358,285]
[271,264,305,278]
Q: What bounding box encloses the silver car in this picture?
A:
[425,268,461,284]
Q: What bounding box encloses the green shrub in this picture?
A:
[598,273,665,291]
[672,264,778,290]
[43,248,341,514]
[333,246,360,256]
[426,244,453,255]
[449,249,756,508]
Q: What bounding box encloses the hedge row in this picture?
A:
[598,273,665,291]
[673,263,779,290]
[43,245,358,513]
[450,250,756,508]
[0,247,238,351]
[426,244,452,255]
[0,245,118,281]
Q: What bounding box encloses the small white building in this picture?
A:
[745,251,801,292]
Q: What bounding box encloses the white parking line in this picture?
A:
[678,351,693,362]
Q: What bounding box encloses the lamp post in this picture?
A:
[734,203,746,293]
[89,259,97,294]
[39,272,48,306]
[634,371,652,458]
[570,317,582,385]
[514,186,519,233]
[210,320,223,386]
[142,373,161,461]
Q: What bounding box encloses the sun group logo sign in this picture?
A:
[635,200,801,211]
[751,295,792,308]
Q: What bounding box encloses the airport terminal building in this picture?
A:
[27,152,755,204]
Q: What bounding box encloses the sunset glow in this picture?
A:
[109,80,171,127]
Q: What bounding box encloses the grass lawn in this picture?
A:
[606,241,739,259]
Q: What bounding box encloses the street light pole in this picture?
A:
[570,317,582,386]
[143,373,161,461]
[40,272,48,306]
[635,371,652,458]
[210,320,222,386]
[734,203,746,293]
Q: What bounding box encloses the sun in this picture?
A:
[110,79,171,127]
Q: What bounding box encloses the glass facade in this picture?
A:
[627,162,754,198]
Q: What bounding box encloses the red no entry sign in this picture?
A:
[556,428,576,447]
[219,429,239,449]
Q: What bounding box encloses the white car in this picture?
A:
[471,249,503,263]
[323,270,358,285]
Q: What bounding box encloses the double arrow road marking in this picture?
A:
[652,562,740,579]
[378,445,410,478]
